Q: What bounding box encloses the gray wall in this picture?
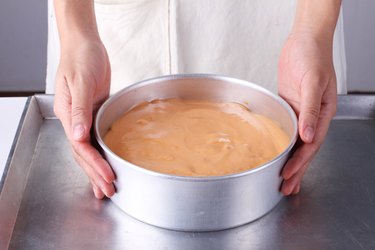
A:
[343,0,375,92]
[0,0,47,92]
[0,1,374,93]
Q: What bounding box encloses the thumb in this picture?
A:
[299,77,323,143]
[70,80,94,142]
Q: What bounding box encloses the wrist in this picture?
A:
[292,0,341,45]
[288,29,333,50]
[291,24,334,46]
[55,0,100,50]
[60,32,102,52]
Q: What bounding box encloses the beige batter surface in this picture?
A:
[104,99,290,177]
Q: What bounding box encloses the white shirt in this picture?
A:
[46,0,347,94]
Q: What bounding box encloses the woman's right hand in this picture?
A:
[54,38,115,199]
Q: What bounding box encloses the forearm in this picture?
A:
[54,0,100,49]
[293,0,342,43]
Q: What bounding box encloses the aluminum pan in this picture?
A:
[94,74,298,231]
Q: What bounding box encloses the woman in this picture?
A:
[48,0,345,199]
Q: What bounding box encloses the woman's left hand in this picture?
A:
[278,31,337,195]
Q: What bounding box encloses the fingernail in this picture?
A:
[281,184,290,196]
[102,188,110,198]
[93,185,100,198]
[304,126,315,142]
[282,170,291,180]
[73,124,85,140]
[293,185,300,195]
[96,181,109,198]
[282,188,291,196]
[103,162,115,183]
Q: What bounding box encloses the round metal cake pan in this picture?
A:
[95,74,298,231]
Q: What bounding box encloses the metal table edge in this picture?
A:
[0,96,44,250]
[0,97,32,193]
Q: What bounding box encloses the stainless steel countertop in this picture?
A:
[1,95,375,249]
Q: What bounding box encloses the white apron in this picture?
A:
[46,0,347,94]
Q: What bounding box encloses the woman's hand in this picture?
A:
[278,32,337,195]
[54,38,115,199]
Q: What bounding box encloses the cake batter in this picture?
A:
[104,99,290,176]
